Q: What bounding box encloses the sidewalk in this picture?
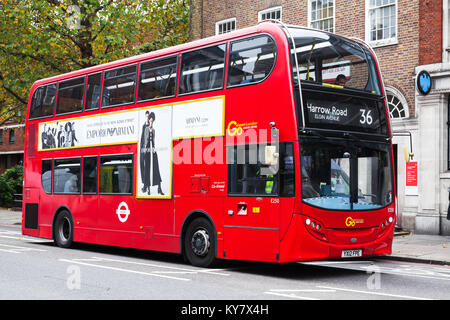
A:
[1,207,449,265]
[0,207,22,226]
[389,231,450,266]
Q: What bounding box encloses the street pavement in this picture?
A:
[1,207,449,266]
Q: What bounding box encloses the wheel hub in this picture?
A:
[191,229,210,256]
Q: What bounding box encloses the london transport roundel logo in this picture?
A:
[116,202,130,223]
[416,70,431,95]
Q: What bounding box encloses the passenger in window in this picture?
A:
[64,175,78,193]
[334,74,347,86]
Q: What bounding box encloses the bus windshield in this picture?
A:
[300,138,393,211]
[287,27,381,95]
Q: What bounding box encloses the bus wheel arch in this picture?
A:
[52,206,74,248]
[180,210,217,268]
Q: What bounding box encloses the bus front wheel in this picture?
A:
[184,217,217,268]
[54,210,74,248]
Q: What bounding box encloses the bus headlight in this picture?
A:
[304,216,327,242]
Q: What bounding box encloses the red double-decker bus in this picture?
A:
[22,22,395,267]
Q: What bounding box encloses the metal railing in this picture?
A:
[11,193,22,211]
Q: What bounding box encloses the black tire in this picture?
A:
[54,210,74,248]
[184,217,217,268]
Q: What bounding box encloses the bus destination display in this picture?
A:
[304,97,382,133]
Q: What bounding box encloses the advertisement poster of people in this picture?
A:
[137,106,172,199]
[40,121,80,149]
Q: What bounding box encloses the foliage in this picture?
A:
[0,0,190,124]
[2,164,23,193]
[0,176,13,207]
[0,165,22,207]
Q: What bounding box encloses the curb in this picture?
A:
[378,255,450,266]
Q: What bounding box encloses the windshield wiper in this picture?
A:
[300,129,331,141]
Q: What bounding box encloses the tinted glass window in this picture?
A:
[102,65,137,107]
[228,144,279,196]
[288,27,381,95]
[99,154,133,194]
[138,56,177,101]
[83,157,97,194]
[85,73,102,110]
[301,139,393,210]
[53,158,81,194]
[228,35,277,87]
[56,77,85,115]
[29,84,57,119]
[41,159,52,194]
[179,44,226,94]
[279,143,295,196]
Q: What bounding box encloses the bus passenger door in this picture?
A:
[224,196,280,262]
[97,154,135,246]
[224,144,281,262]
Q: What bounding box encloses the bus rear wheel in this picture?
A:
[54,210,74,248]
[184,217,217,268]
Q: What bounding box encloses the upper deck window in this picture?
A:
[85,72,102,111]
[56,77,85,115]
[227,35,277,87]
[288,28,381,95]
[138,56,177,102]
[179,44,226,95]
[102,65,137,108]
[29,84,57,119]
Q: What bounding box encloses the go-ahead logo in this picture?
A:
[116,202,131,223]
[226,121,258,136]
[345,216,364,227]
[227,121,244,136]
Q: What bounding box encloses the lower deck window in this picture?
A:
[99,154,133,194]
[41,159,53,194]
[227,143,294,196]
[53,158,81,194]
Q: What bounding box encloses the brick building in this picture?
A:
[190,0,450,235]
[0,123,24,174]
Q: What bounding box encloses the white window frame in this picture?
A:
[365,0,398,48]
[307,0,335,33]
[215,18,236,36]
[258,6,282,22]
[385,85,409,120]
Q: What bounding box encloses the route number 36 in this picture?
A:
[359,109,373,125]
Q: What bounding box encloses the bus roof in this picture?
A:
[31,22,292,88]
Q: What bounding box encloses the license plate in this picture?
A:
[341,249,362,258]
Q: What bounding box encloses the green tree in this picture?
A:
[0,175,14,207]
[0,165,22,207]
[0,0,189,125]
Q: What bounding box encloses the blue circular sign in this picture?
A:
[417,70,431,95]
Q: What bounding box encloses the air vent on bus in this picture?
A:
[24,203,38,229]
